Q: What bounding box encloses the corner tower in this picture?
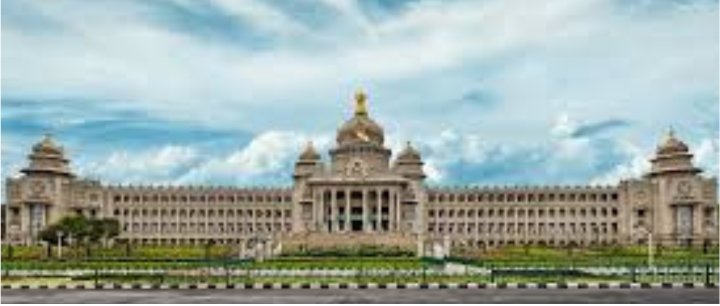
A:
[639,129,716,246]
[5,134,75,244]
[394,142,426,181]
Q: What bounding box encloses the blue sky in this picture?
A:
[2,0,718,190]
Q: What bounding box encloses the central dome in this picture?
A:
[336,91,385,146]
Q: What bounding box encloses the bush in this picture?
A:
[280,245,414,258]
[1,246,46,261]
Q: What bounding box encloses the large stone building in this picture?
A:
[3,92,718,254]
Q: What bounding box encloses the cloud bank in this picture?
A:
[2,0,717,189]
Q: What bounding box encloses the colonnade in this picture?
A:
[311,187,404,233]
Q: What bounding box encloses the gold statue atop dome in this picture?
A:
[354,90,368,116]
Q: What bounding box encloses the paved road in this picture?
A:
[3,288,719,304]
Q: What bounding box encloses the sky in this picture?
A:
[2,0,718,191]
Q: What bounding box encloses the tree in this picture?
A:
[94,218,120,247]
[59,215,92,243]
[39,223,63,245]
[38,216,120,248]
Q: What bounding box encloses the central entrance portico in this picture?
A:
[308,179,409,234]
[291,90,425,241]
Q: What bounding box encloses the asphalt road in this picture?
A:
[3,288,719,304]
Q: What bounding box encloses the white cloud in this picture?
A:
[2,0,717,187]
[178,131,330,185]
[52,122,710,189]
[75,131,331,186]
[4,0,716,136]
[79,146,201,184]
[551,112,577,138]
[589,142,651,185]
[693,137,719,177]
[204,0,309,36]
[417,113,645,185]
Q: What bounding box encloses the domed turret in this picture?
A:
[647,128,699,177]
[299,141,321,161]
[22,134,73,177]
[294,141,322,180]
[397,141,422,161]
[394,141,425,180]
[336,91,385,146]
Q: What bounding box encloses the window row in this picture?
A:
[122,222,291,234]
[112,194,292,204]
[113,208,291,219]
[452,239,619,248]
[428,207,619,219]
[427,222,619,235]
[429,192,619,203]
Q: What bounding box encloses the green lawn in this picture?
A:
[1,245,236,261]
[453,245,719,267]
[1,257,423,271]
[0,274,634,285]
[2,245,716,271]
[251,257,422,270]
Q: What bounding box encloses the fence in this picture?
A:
[2,263,717,285]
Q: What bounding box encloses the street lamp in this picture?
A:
[647,232,654,268]
[637,227,654,268]
[56,231,64,259]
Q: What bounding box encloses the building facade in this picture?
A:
[3,92,718,253]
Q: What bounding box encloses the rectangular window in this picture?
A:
[638,209,646,218]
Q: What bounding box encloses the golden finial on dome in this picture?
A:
[354,89,368,116]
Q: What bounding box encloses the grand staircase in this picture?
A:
[280,232,417,253]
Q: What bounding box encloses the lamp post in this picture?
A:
[56,231,64,259]
[68,233,74,259]
[638,227,654,268]
[647,231,654,268]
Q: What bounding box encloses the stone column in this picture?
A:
[232,207,237,240]
[396,191,402,232]
[331,189,338,233]
[362,189,369,233]
[314,190,321,232]
[534,208,539,243]
[693,205,703,243]
[388,190,395,232]
[376,188,382,232]
[175,208,180,238]
[319,189,326,233]
[252,208,257,237]
[393,190,399,232]
[157,208,162,241]
[314,191,320,231]
[128,209,134,237]
[345,188,351,232]
[524,208,529,244]
[205,208,209,239]
[390,191,396,232]
[241,206,247,237]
